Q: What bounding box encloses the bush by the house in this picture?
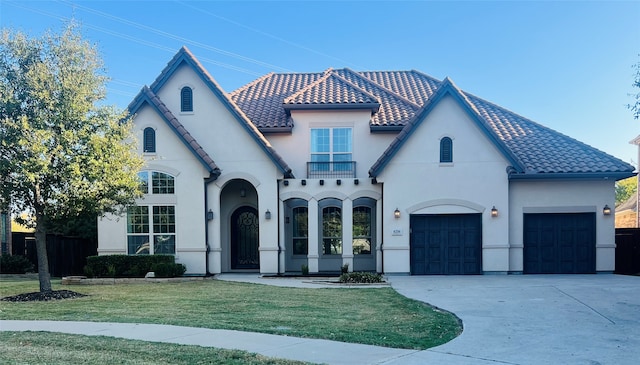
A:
[84,255,184,278]
[0,255,35,274]
[151,262,186,278]
[339,272,384,284]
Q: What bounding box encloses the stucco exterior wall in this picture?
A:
[508,179,616,272]
[98,105,211,275]
[376,94,511,273]
[266,109,396,180]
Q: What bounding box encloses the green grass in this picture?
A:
[0,277,461,350]
[0,331,315,365]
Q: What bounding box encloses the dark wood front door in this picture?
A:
[231,206,260,270]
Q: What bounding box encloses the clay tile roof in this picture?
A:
[230,68,635,178]
[283,70,380,110]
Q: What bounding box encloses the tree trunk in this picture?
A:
[35,221,52,292]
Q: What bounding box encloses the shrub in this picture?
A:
[84,255,177,278]
[341,263,349,274]
[152,262,186,278]
[339,272,384,284]
[0,255,34,274]
[301,264,309,276]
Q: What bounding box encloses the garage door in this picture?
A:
[523,213,596,274]
[410,214,482,275]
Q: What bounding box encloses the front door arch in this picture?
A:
[231,206,260,270]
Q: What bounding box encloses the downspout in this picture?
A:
[204,173,219,276]
[380,181,384,274]
[277,179,282,276]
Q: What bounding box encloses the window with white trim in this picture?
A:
[310,128,352,171]
[127,205,176,255]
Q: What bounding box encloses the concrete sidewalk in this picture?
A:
[2,274,639,365]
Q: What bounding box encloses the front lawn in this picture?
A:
[0,277,461,350]
[0,331,315,365]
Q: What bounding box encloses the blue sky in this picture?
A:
[2,0,639,166]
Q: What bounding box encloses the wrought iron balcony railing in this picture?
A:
[307,161,356,178]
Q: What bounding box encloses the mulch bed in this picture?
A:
[0,290,87,302]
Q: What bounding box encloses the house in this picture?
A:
[97,47,635,275]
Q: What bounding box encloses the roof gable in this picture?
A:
[283,69,380,112]
[369,78,524,177]
[128,86,220,176]
[148,47,293,178]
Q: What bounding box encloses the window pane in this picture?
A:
[322,206,342,255]
[137,172,149,194]
[154,235,175,254]
[292,207,308,255]
[353,206,372,255]
[127,206,149,233]
[333,128,352,153]
[153,206,176,234]
[152,172,175,194]
[128,235,150,255]
[311,128,330,153]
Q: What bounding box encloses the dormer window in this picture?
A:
[181,86,193,112]
[440,136,453,163]
[143,127,156,153]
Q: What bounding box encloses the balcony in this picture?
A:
[307,161,356,178]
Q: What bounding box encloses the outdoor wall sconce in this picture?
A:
[394,208,401,219]
[337,179,342,185]
[603,205,611,216]
[240,189,246,198]
[207,209,214,221]
[354,179,359,185]
[491,206,498,218]
[301,179,306,186]
[283,180,289,186]
[265,210,271,220]
[320,179,324,186]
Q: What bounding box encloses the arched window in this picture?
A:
[152,172,175,194]
[181,86,193,112]
[440,136,453,163]
[143,127,156,153]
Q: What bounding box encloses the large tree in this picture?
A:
[0,23,143,292]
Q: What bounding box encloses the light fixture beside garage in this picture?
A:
[491,206,499,218]
[265,209,271,220]
[603,205,611,216]
[394,208,401,219]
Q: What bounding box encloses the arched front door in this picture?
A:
[231,206,260,270]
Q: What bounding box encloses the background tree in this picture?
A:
[616,177,637,206]
[0,23,143,292]
[629,57,640,120]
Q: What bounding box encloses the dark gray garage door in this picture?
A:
[523,213,596,274]
[410,214,482,275]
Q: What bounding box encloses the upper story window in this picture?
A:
[143,127,156,153]
[309,127,354,177]
[440,137,453,163]
[181,86,193,112]
[137,171,175,195]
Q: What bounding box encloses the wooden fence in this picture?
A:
[11,232,97,277]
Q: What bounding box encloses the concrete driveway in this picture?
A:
[386,274,640,365]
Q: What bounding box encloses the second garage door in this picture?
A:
[523,213,596,274]
[410,214,482,275]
